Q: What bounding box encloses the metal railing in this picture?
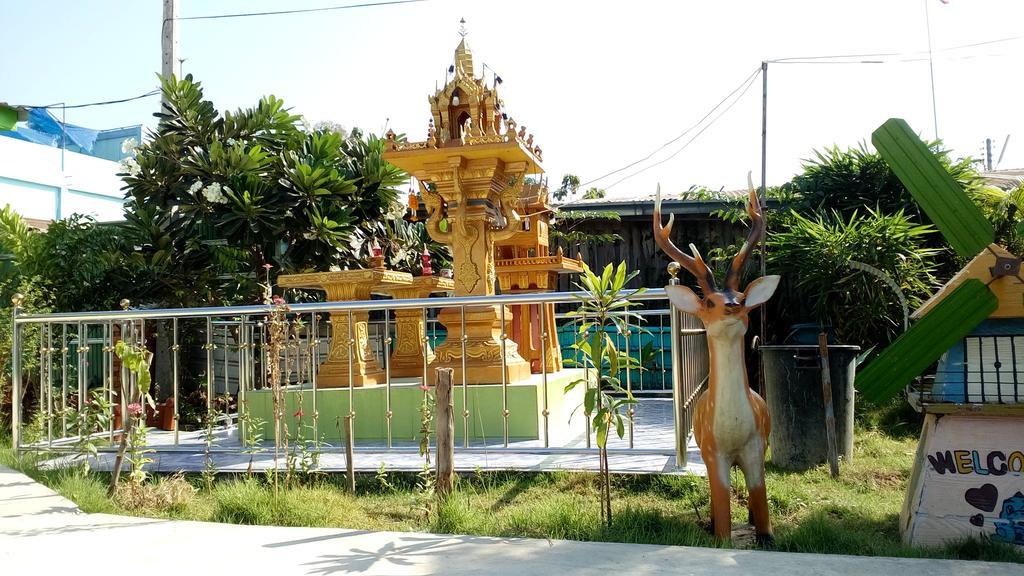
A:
[10,288,709,468]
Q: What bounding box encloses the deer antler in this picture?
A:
[654,185,717,296]
[724,172,766,292]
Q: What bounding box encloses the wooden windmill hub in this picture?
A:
[989,255,1021,280]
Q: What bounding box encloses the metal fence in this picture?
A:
[10,289,709,469]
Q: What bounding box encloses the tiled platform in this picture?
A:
[44,398,706,476]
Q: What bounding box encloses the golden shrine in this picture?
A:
[383,25,551,384]
[247,23,589,443]
[277,253,412,387]
[379,274,455,377]
[495,182,583,373]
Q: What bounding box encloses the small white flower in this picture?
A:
[386,200,405,220]
[328,265,341,272]
[302,232,316,240]
[120,157,141,177]
[187,180,203,195]
[202,182,229,204]
[226,137,237,146]
[121,137,138,155]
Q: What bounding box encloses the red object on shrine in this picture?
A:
[420,247,433,276]
[371,240,383,258]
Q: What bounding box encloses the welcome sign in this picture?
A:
[902,413,1024,547]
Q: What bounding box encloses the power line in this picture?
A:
[579,66,762,189]
[20,89,160,111]
[602,68,762,191]
[174,0,426,21]
[767,34,1024,65]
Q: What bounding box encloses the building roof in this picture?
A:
[556,188,769,217]
[981,168,1024,190]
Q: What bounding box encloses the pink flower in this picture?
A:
[294,409,304,418]
[127,403,143,417]
[263,263,273,270]
[419,383,430,392]
[271,295,285,306]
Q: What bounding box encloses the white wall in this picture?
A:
[0,136,126,222]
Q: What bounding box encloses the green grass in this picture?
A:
[1,429,1021,564]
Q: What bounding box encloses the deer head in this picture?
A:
[654,174,779,339]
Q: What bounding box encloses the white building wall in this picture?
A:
[0,136,126,222]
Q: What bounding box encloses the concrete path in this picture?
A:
[1,465,1019,576]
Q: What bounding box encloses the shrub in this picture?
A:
[766,209,940,350]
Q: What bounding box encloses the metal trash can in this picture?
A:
[759,344,859,470]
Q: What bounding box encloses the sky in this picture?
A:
[3,0,1023,199]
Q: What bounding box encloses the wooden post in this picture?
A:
[434,367,455,496]
[817,332,840,478]
[344,414,355,492]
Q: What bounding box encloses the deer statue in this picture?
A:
[653,176,779,545]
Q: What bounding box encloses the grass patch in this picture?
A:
[3,429,1022,564]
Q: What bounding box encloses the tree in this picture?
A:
[552,174,580,202]
[789,141,983,223]
[119,75,410,307]
[581,187,606,200]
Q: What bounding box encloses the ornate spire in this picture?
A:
[454,18,473,78]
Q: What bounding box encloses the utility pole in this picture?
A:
[162,0,179,106]
[985,138,993,172]
[758,60,768,394]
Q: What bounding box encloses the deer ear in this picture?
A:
[743,275,780,309]
[666,285,702,314]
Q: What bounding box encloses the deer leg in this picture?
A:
[706,454,733,540]
[739,442,774,546]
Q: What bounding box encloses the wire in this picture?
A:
[601,68,762,191]
[768,34,1024,65]
[175,0,426,21]
[578,66,762,189]
[19,89,160,111]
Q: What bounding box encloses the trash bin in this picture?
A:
[759,344,859,471]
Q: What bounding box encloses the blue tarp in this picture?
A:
[0,107,99,152]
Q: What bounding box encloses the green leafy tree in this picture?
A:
[120,75,409,307]
[550,209,621,248]
[552,174,580,202]
[789,141,984,222]
[565,262,642,526]
[968,181,1024,255]
[21,215,139,312]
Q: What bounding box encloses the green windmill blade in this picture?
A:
[872,118,995,259]
[856,279,997,404]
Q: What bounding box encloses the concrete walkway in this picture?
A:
[1,465,1019,576]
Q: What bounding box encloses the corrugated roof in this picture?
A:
[558,188,748,209]
[981,168,1024,190]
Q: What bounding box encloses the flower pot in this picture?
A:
[159,397,176,431]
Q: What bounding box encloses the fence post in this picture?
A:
[344,413,356,492]
[667,264,687,467]
[435,367,455,496]
[11,293,23,450]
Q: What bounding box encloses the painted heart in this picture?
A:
[969,514,984,527]
[965,483,998,512]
